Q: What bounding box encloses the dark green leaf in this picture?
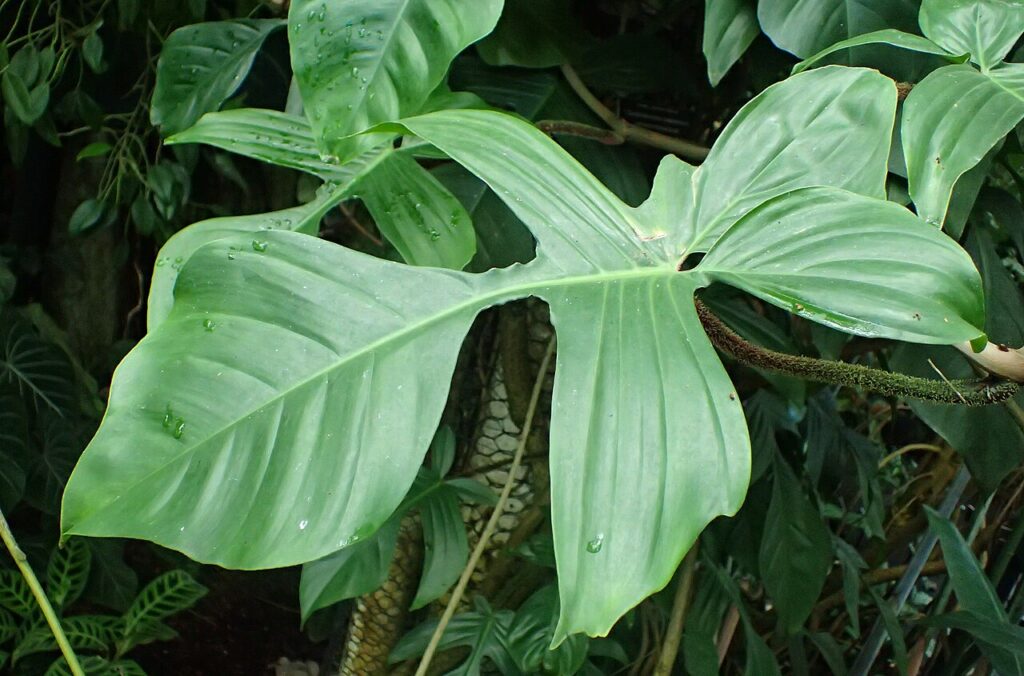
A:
[299,515,400,622]
[81,32,104,73]
[2,71,48,124]
[46,538,91,610]
[67,199,107,236]
[703,0,759,85]
[924,507,1005,619]
[759,455,833,634]
[122,570,206,639]
[150,20,285,136]
[477,0,589,68]
[75,142,112,161]
[411,487,467,609]
[922,610,1024,674]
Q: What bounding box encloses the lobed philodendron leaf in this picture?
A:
[288,0,504,161]
[902,63,1024,225]
[150,20,285,136]
[919,0,1024,70]
[61,68,984,640]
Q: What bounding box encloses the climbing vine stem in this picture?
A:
[695,299,1019,406]
[0,508,85,676]
[415,335,558,676]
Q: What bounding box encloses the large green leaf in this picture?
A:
[919,0,1024,70]
[903,64,1024,225]
[757,0,920,58]
[288,0,503,160]
[703,0,760,85]
[63,77,984,638]
[150,20,284,136]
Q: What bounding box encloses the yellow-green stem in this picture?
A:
[0,510,85,676]
[415,336,557,676]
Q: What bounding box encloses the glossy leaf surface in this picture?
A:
[699,187,985,344]
[167,109,350,180]
[903,64,1024,225]
[919,0,1024,69]
[358,151,476,269]
[150,20,284,136]
[288,0,503,160]
[703,0,760,85]
[793,29,956,73]
[757,0,919,58]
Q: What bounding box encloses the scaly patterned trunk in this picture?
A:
[334,301,554,674]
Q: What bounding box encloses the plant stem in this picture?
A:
[654,543,699,676]
[0,510,85,676]
[559,64,709,161]
[415,336,557,676]
[696,299,1019,406]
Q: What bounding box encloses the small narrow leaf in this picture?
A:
[166,109,351,180]
[924,507,1005,619]
[793,29,958,73]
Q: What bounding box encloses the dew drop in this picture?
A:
[299,519,309,530]
[252,239,269,252]
[586,533,604,554]
[173,418,186,440]
[429,229,441,241]
[202,318,216,332]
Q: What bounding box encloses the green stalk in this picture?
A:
[0,509,85,676]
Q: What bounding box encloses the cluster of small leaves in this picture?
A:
[0,539,205,675]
